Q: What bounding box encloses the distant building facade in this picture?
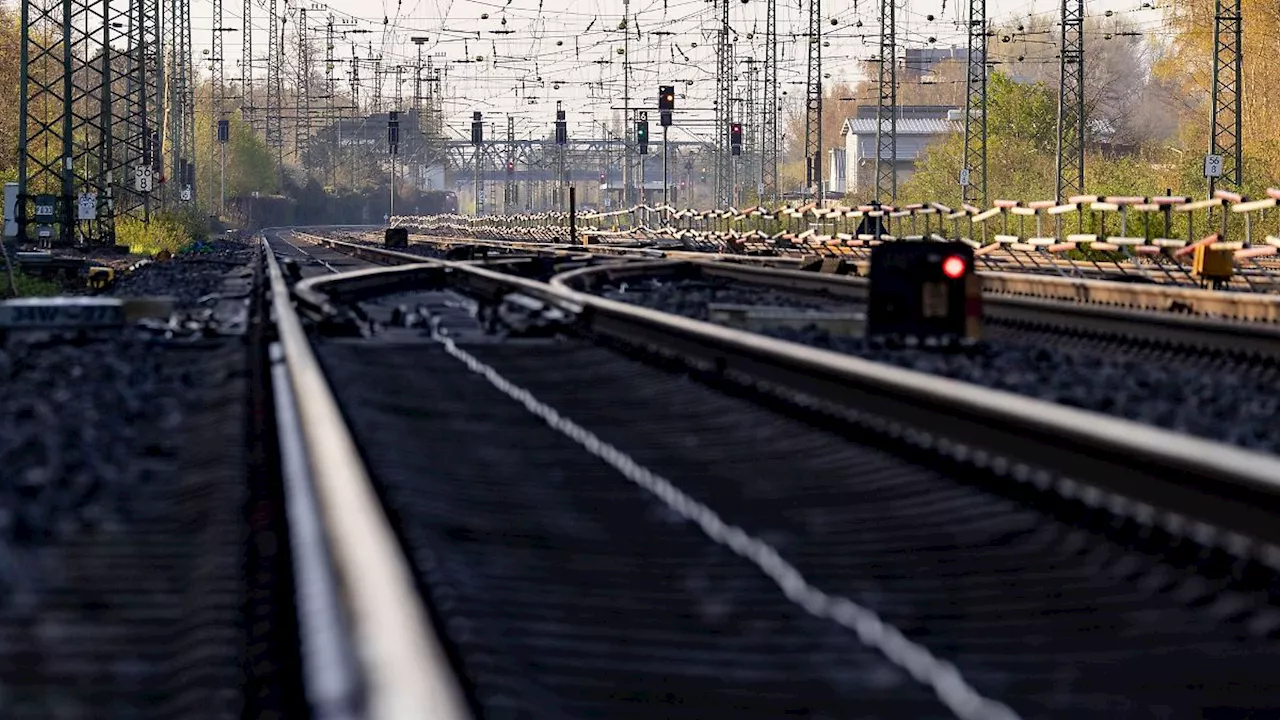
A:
[837,105,960,195]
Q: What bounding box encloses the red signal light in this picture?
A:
[942,255,966,279]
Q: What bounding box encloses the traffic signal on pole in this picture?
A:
[730,123,743,156]
[637,120,649,154]
[471,111,483,145]
[658,85,674,127]
[555,108,567,145]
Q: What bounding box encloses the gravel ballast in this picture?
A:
[0,235,293,718]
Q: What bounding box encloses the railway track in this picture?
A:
[265,227,1280,719]
[324,227,1280,323]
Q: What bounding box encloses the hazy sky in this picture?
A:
[188,0,1168,143]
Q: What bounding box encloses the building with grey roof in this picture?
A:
[829,105,961,196]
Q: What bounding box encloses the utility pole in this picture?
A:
[506,115,516,213]
[243,0,253,126]
[164,0,194,206]
[875,0,897,203]
[744,58,759,204]
[471,111,484,215]
[212,0,228,212]
[555,101,568,212]
[388,111,399,217]
[763,0,779,204]
[805,0,823,206]
[622,0,631,206]
[714,0,732,207]
[412,36,428,193]
[1055,0,1085,202]
[266,0,284,174]
[326,18,337,188]
[295,7,309,165]
[962,0,988,207]
[1208,0,1242,195]
[21,0,161,244]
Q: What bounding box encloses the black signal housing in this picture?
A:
[867,241,981,345]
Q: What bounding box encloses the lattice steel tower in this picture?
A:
[165,0,195,201]
[295,7,310,163]
[762,0,779,204]
[1055,0,1085,201]
[804,0,822,206]
[875,0,897,203]
[1209,0,1242,195]
[211,0,226,120]
[962,0,987,206]
[242,0,253,123]
[714,0,733,208]
[265,0,284,156]
[325,17,336,187]
[19,0,161,245]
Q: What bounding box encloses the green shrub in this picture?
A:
[116,213,195,256]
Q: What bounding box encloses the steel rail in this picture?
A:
[264,232,473,720]
[292,245,1280,559]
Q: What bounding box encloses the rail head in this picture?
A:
[264,234,473,720]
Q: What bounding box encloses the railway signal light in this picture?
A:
[730,123,743,156]
[637,120,649,154]
[867,242,981,345]
[471,111,483,145]
[658,84,674,126]
[506,161,515,174]
[555,108,567,145]
[388,111,400,155]
[217,119,230,144]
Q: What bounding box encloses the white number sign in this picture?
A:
[77,192,97,220]
[134,166,153,193]
[1204,154,1224,179]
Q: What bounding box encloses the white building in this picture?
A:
[838,106,961,195]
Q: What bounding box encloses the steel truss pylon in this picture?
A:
[804,0,822,206]
[242,0,253,124]
[265,0,283,154]
[165,0,195,203]
[295,7,310,164]
[1055,0,1085,201]
[19,0,160,245]
[714,0,733,208]
[762,0,779,204]
[962,0,987,207]
[1209,0,1242,195]
[875,0,897,203]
